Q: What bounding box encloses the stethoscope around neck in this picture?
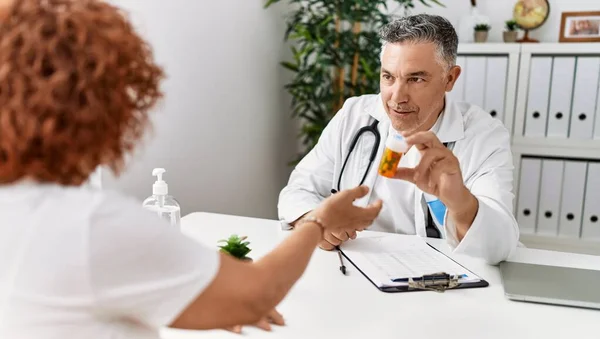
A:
[330,117,450,239]
[330,117,451,195]
[331,119,380,194]
[329,110,452,239]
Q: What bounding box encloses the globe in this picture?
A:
[514,0,550,30]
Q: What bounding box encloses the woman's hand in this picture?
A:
[312,185,382,234]
[225,309,285,334]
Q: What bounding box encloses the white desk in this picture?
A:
[162,213,600,339]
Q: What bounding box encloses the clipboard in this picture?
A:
[339,234,489,293]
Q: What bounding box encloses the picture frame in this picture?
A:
[559,11,600,43]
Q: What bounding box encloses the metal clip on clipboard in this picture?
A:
[407,272,460,293]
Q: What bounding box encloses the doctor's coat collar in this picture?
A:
[365,94,465,144]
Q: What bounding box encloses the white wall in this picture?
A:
[102,0,596,220]
[103,0,296,219]
[396,0,600,43]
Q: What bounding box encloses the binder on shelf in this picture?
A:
[594,79,600,140]
[547,57,575,139]
[558,161,587,238]
[464,56,486,109]
[582,162,600,240]
[516,158,542,234]
[536,159,564,236]
[524,57,552,137]
[569,57,600,139]
[484,56,508,122]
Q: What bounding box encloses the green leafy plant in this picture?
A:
[474,23,491,32]
[265,0,444,163]
[505,19,518,31]
[218,235,252,260]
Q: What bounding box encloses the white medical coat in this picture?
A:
[278,94,519,265]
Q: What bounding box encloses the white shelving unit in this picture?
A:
[458,42,600,253]
[458,43,521,54]
[456,43,521,135]
[512,137,600,160]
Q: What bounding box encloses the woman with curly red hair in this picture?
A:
[0,0,382,338]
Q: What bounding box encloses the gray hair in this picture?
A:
[379,14,458,70]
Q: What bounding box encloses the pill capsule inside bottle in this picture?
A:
[378,132,408,178]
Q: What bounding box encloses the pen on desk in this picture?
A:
[336,246,347,275]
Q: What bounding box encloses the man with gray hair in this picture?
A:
[278,14,519,265]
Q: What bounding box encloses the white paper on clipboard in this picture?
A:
[340,233,482,288]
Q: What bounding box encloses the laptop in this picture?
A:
[499,261,600,310]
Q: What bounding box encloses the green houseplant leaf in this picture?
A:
[505,19,517,31]
[218,235,252,260]
[264,0,281,9]
[474,23,491,31]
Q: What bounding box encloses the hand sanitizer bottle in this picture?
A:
[142,168,181,229]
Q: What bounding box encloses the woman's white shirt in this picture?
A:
[0,183,219,339]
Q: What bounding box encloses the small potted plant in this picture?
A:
[504,19,518,43]
[474,23,491,43]
[218,234,252,262]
